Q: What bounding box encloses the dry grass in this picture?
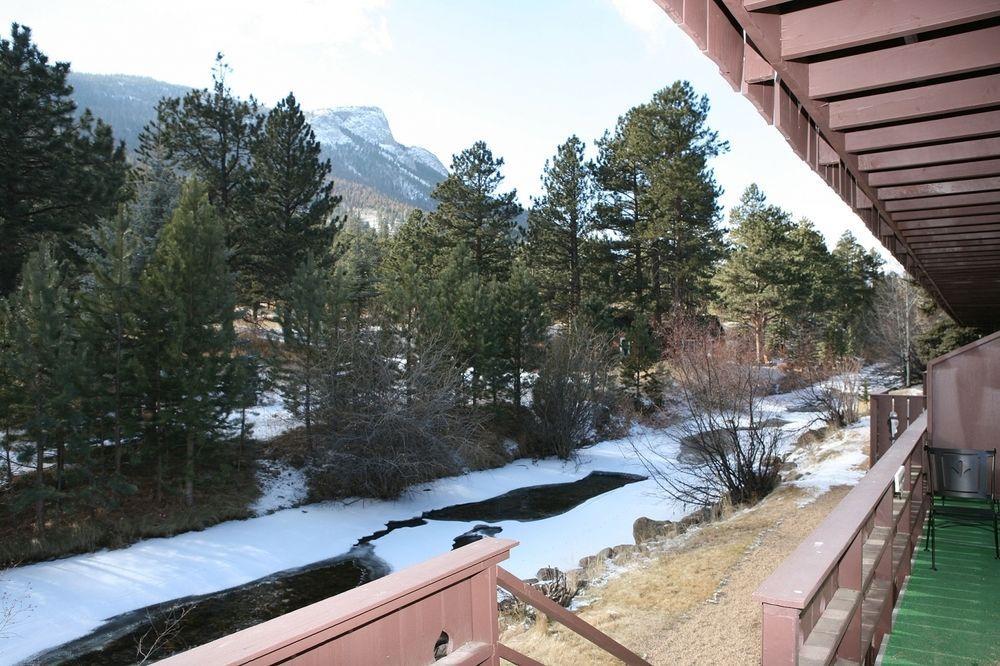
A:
[500,484,852,665]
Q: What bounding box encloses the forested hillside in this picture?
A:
[0,24,982,566]
[68,72,445,229]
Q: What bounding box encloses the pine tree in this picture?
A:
[619,313,658,406]
[132,106,182,260]
[158,55,260,214]
[429,244,491,403]
[593,83,726,322]
[0,301,18,486]
[78,211,144,474]
[429,142,521,279]
[248,92,342,307]
[380,215,443,404]
[713,185,798,362]
[826,232,882,355]
[335,219,383,323]
[157,55,260,293]
[527,136,595,317]
[142,181,238,506]
[492,260,547,407]
[278,251,339,451]
[0,24,128,294]
[7,244,79,529]
[593,109,651,316]
[777,219,837,357]
[637,83,726,318]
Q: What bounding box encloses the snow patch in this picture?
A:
[787,418,870,504]
[251,460,308,516]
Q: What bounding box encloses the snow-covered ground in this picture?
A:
[236,390,300,442]
[250,460,309,516]
[0,373,879,665]
[787,418,870,503]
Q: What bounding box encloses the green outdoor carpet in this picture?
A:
[881,505,1000,666]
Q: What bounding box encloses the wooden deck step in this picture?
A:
[862,526,892,590]
[860,578,892,651]
[799,587,863,666]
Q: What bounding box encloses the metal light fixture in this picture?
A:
[888,410,900,442]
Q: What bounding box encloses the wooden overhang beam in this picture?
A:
[779,0,1000,60]
[809,25,1000,99]
[867,160,1000,188]
[857,138,1000,172]
[878,177,1000,201]
[893,204,1000,221]
[844,110,1000,153]
[898,214,1000,231]
[655,0,959,319]
[828,73,1000,131]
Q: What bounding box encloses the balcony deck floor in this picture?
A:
[882,511,1000,665]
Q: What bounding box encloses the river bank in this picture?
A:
[0,374,879,664]
[499,417,871,664]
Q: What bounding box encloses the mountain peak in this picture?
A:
[306,106,394,147]
[68,73,448,215]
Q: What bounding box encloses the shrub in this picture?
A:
[631,330,783,507]
[529,321,617,459]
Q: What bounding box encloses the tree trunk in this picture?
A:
[904,299,912,387]
[35,423,46,532]
[184,430,195,507]
[650,247,662,325]
[155,448,163,504]
[569,224,580,313]
[304,373,313,452]
[114,315,123,474]
[56,442,64,491]
[3,427,12,487]
[238,407,246,472]
[512,342,522,408]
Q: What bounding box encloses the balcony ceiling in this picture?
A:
[654,0,1000,330]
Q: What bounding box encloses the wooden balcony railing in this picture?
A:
[753,412,929,665]
[159,537,650,665]
[868,393,926,465]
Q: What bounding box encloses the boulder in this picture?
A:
[564,568,588,593]
[633,516,677,544]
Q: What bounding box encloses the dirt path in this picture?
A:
[500,485,851,665]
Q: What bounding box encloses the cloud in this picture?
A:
[606,0,671,45]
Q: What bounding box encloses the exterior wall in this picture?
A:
[927,330,1000,488]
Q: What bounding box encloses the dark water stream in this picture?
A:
[27,471,644,665]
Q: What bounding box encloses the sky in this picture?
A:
[5,0,897,264]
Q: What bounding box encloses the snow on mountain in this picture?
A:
[69,74,449,214]
[305,106,448,209]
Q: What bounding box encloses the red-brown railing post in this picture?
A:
[760,603,800,665]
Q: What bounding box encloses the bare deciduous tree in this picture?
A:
[868,275,924,387]
[310,330,488,499]
[0,569,31,643]
[803,356,864,428]
[530,320,617,459]
[136,605,193,665]
[631,332,783,507]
